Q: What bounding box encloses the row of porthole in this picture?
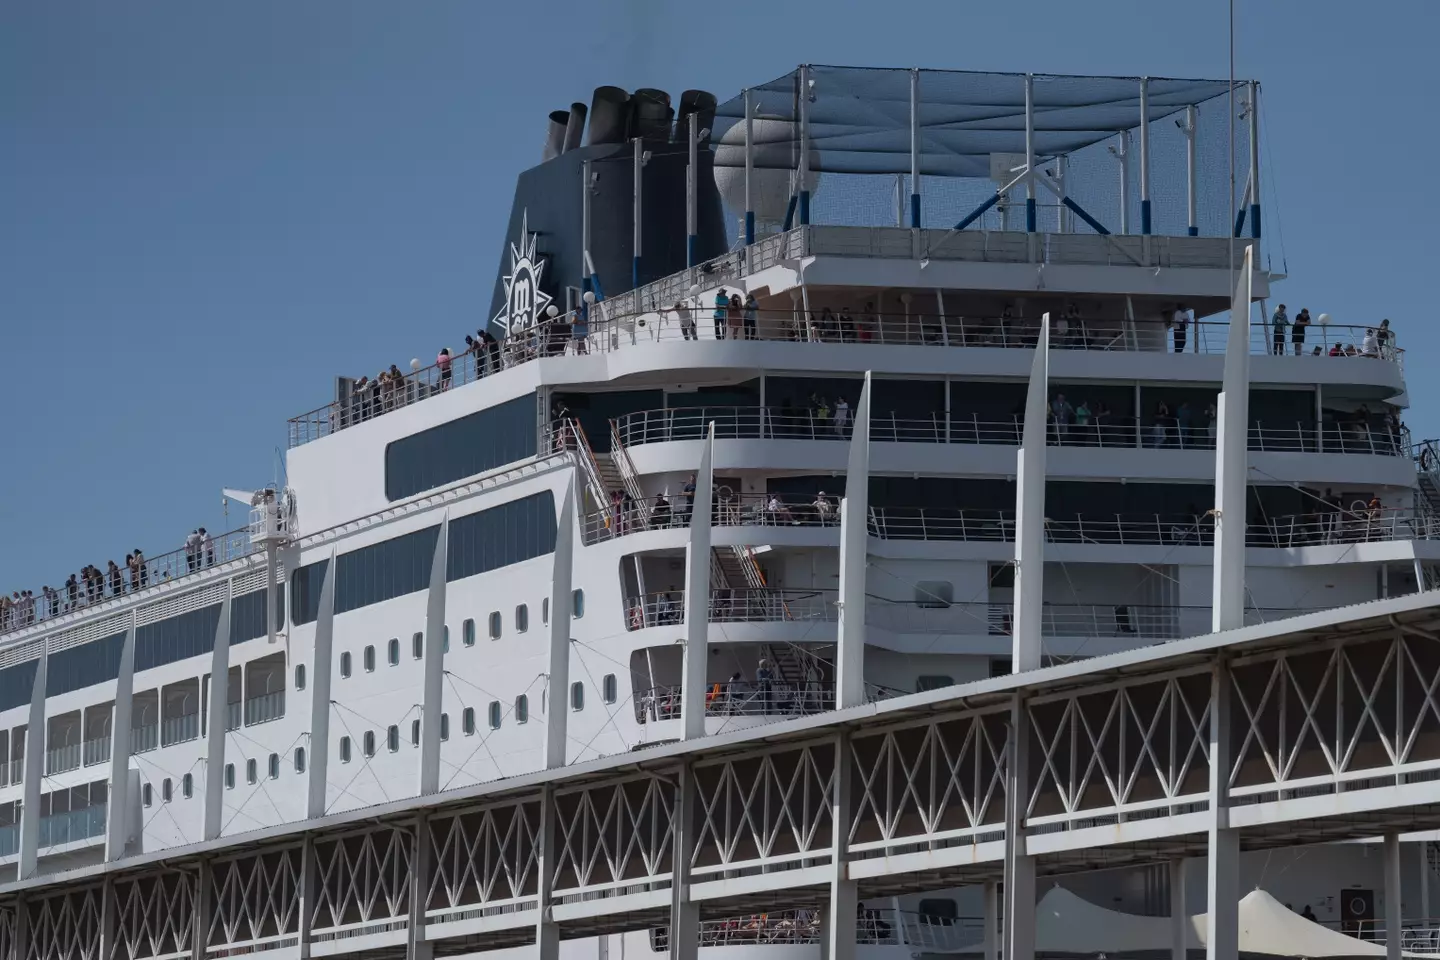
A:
[299,590,587,687]
[141,750,305,807]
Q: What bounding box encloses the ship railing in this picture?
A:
[582,492,838,544]
[81,736,111,767]
[160,712,200,748]
[625,590,1318,641]
[243,691,285,727]
[635,681,835,723]
[0,523,254,642]
[43,742,82,777]
[609,406,1410,458]
[286,299,1401,449]
[131,723,158,755]
[38,802,106,849]
[651,908,983,950]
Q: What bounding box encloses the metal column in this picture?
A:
[826,733,857,960]
[633,138,644,290]
[298,834,317,959]
[909,68,922,228]
[1140,77,1152,235]
[798,64,812,225]
[1003,695,1036,960]
[1384,833,1403,960]
[982,881,999,960]
[1185,105,1199,236]
[686,114,699,267]
[105,618,137,861]
[744,88,755,246]
[1212,248,1253,632]
[203,593,233,840]
[582,159,594,291]
[1207,659,1239,960]
[535,787,559,960]
[1248,82,1261,242]
[836,373,872,708]
[1115,132,1130,234]
[680,425,715,739]
[669,765,700,960]
[409,814,435,960]
[1013,316,1050,673]
[306,552,338,819]
[419,516,449,796]
[545,481,575,768]
[1024,73,1037,235]
[1170,860,1189,960]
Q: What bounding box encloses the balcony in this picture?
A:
[82,736,111,767]
[244,691,285,726]
[43,743,81,777]
[37,803,106,849]
[160,713,199,748]
[637,681,836,724]
[132,724,158,754]
[650,907,982,950]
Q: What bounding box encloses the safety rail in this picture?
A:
[636,681,835,723]
[43,743,82,776]
[608,421,648,503]
[132,724,158,754]
[1334,920,1440,953]
[626,589,1317,641]
[651,907,983,950]
[160,713,200,748]
[243,691,285,726]
[82,736,110,767]
[546,418,621,532]
[610,406,1410,458]
[0,524,255,642]
[38,803,106,849]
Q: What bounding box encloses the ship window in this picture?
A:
[294,747,307,773]
[515,695,529,724]
[224,764,235,789]
[388,638,400,665]
[229,586,285,644]
[440,713,450,741]
[136,603,223,672]
[988,563,1015,588]
[268,753,280,779]
[385,394,538,501]
[182,773,193,798]
[463,619,476,646]
[918,899,958,921]
[288,560,329,627]
[295,664,306,690]
[572,589,585,618]
[602,674,617,703]
[411,719,420,746]
[571,682,584,712]
[246,759,257,784]
[142,783,152,808]
[462,707,475,735]
[363,731,375,758]
[387,725,399,752]
[363,645,375,672]
[542,598,549,625]
[488,612,502,640]
[515,604,529,633]
[916,675,954,692]
[339,736,352,763]
[46,630,125,698]
[334,526,440,616]
[915,581,953,608]
[339,652,352,678]
[488,701,501,730]
[412,632,423,659]
[161,778,172,803]
[443,625,450,653]
[447,491,558,583]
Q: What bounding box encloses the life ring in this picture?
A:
[1422,448,1433,472]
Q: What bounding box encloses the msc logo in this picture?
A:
[492,212,554,337]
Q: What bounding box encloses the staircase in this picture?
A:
[1418,439,1440,518]
[763,643,813,686]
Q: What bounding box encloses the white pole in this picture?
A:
[104,619,137,861]
[1013,316,1050,672]
[581,158,592,288]
[1056,155,1070,233]
[1248,81,1261,246]
[680,425,715,739]
[544,482,575,768]
[305,551,337,820]
[909,67,921,228]
[798,64,811,224]
[632,138,643,290]
[1212,247,1253,632]
[1024,73,1036,237]
[1384,833,1403,960]
[202,593,232,840]
[418,515,449,795]
[1139,77,1152,235]
[744,87,755,245]
[836,373,872,708]
[687,112,698,267]
[1186,105,1199,236]
[1117,133,1130,234]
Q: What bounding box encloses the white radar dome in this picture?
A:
[713,117,822,229]
[1317,313,1331,325]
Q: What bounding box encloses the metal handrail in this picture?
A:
[636,682,835,722]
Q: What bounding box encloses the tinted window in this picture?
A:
[447,491,557,582]
[385,393,538,501]
[231,587,285,644]
[47,631,125,697]
[136,604,223,672]
[0,660,38,712]
[289,559,329,627]
[335,527,440,615]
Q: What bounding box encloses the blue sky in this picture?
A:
[0,1,1434,593]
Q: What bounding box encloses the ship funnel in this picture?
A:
[587,85,630,145]
[562,102,588,153]
[675,90,718,144]
[543,110,568,161]
[632,88,673,141]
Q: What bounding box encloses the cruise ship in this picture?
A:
[2,64,1438,960]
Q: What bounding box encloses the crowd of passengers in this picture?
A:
[1268,307,1395,358]
[0,528,219,633]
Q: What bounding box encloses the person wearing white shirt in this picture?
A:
[1171,305,1189,353]
[673,301,695,340]
[833,397,851,436]
[1362,328,1379,357]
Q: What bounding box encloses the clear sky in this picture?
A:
[1,1,1434,594]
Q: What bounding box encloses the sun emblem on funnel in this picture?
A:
[492,212,554,338]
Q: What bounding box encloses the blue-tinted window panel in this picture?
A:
[290,560,330,627]
[447,491,557,583]
[335,526,439,616]
[231,587,286,645]
[384,393,538,502]
[136,604,223,673]
[0,660,39,713]
[47,632,126,697]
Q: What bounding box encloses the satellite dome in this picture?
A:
[713,117,821,230]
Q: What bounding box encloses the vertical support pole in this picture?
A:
[1024,73,1037,236]
[982,881,999,960]
[17,652,47,880]
[306,552,338,820]
[1185,105,1199,236]
[687,113,699,267]
[798,64,811,226]
[545,481,575,767]
[535,787,559,960]
[1170,859,1188,960]
[105,618,137,861]
[298,833,316,959]
[203,592,233,840]
[582,159,593,292]
[836,373,872,708]
[1139,77,1152,236]
[1003,695,1036,960]
[1207,658,1239,960]
[11,895,25,960]
[744,87,755,246]
[633,137,643,290]
[680,425,715,739]
[1056,156,1070,233]
[419,516,449,795]
[1423,842,1433,921]
[909,68,922,228]
[826,733,857,960]
[669,765,699,960]
[1116,133,1130,235]
[192,861,212,960]
[99,875,116,960]
[1248,82,1261,242]
[1013,316,1050,673]
[1212,248,1253,632]
[1384,833,1403,960]
[409,814,434,960]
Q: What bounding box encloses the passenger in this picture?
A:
[1292,309,1310,355]
[813,491,835,525]
[727,294,743,340]
[66,573,79,611]
[1376,318,1393,356]
[1172,304,1189,353]
[185,529,202,572]
[1271,304,1288,355]
[833,396,851,436]
[201,528,214,567]
[744,293,758,340]
[135,549,147,587]
[1362,327,1380,357]
[437,348,452,390]
[651,494,672,528]
[107,561,122,597]
[674,300,696,340]
[41,586,57,620]
[713,288,729,339]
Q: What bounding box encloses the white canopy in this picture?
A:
[960,886,1409,958]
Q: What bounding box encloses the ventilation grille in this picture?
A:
[231,563,281,598]
[136,582,229,628]
[47,613,132,656]
[0,639,44,671]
